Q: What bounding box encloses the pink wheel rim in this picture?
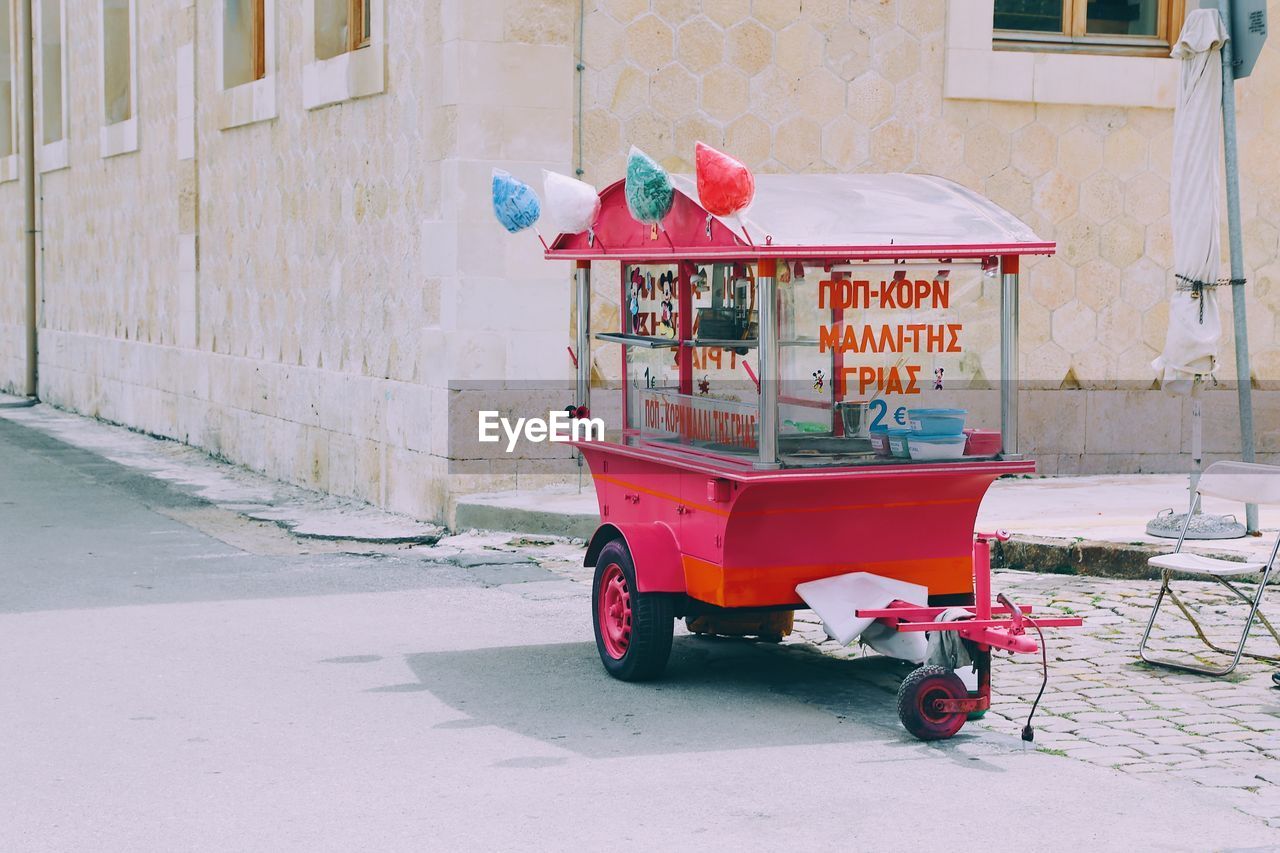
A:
[597,563,632,659]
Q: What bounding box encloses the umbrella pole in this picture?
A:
[1218,0,1258,533]
[1190,398,1202,515]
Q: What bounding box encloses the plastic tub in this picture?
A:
[888,428,913,458]
[908,434,967,461]
[907,408,966,435]
[964,429,1002,456]
[869,424,891,457]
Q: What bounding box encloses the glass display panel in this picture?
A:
[777,260,1002,466]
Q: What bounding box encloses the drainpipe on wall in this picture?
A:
[19,0,37,400]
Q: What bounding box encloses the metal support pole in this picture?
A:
[574,260,591,414]
[999,256,1020,458]
[19,0,37,398]
[1218,0,1258,533]
[756,259,779,469]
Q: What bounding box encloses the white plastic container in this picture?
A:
[908,434,966,460]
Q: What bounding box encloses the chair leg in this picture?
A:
[1139,568,1278,676]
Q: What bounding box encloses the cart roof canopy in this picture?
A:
[545,172,1053,262]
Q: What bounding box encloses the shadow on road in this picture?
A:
[391,636,932,758]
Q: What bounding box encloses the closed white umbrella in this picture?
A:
[1147,9,1244,540]
[1152,9,1228,393]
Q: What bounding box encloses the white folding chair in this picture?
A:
[1139,461,1280,676]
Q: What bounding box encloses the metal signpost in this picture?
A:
[1216,0,1266,532]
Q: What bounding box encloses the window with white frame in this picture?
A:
[994,0,1186,55]
[100,0,137,156]
[0,0,15,169]
[315,0,370,61]
[39,0,69,171]
[102,0,131,123]
[223,0,264,89]
[218,0,276,128]
[303,0,383,110]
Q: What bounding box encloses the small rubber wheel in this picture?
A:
[592,539,674,681]
[897,665,968,741]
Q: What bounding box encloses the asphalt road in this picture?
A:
[1,416,1277,851]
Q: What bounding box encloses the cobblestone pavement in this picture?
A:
[506,536,1280,828]
[803,570,1280,829]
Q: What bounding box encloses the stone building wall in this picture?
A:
[1,0,577,522]
[0,0,1277,524]
[576,0,1280,474]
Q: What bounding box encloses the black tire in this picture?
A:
[591,539,674,681]
[897,665,968,741]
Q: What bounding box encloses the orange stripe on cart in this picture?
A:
[682,554,973,609]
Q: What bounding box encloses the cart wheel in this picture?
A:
[897,665,968,741]
[592,539,674,681]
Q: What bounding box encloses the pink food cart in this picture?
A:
[545,173,1080,739]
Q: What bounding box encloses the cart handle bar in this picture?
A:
[976,529,1011,542]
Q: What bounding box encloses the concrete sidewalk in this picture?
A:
[455,472,1280,578]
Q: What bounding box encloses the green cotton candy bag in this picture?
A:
[624,146,674,226]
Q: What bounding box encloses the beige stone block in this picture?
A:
[850,0,897,35]
[1096,300,1141,356]
[1020,390,1087,452]
[1123,172,1169,226]
[582,108,623,162]
[1140,299,1170,352]
[847,71,891,126]
[984,167,1031,218]
[894,76,941,123]
[654,0,701,20]
[1011,122,1055,179]
[1051,300,1097,353]
[1144,215,1173,269]
[726,113,772,164]
[1100,219,1145,269]
[1028,255,1073,311]
[749,66,800,123]
[943,47,1033,103]
[728,19,772,76]
[1121,257,1167,312]
[1076,258,1120,312]
[676,114,724,156]
[823,20,871,81]
[962,123,1009,179]
[1085,391,1180,453]
[774,117,822,171]
[603,0,648,23]
[1102,126,1148,181]
[504,0,576,44]
[625,15,676,69]
[1032,170,1077,223]
[700,65,749,120]
[795,69,845,124]
[676,18,725,73]
[1056,216,1099,267]
[651,62,700,120]
[623,113,676,163]
[703,0,752,28]
[821,114,869,172]
[776,22,823,75]
[897,0,944,36]
[869,119,915,172]
[1071,347,1116,384]
[1023,341,1070,385]
[610,64,651,116]
[872,29,919,84]
[754,0,803,31]
[914,118,965,174]
[583,10,625,69]
[1079,172,1122,225]
[1057,125,1103,181]
[1244,218,1280,272]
